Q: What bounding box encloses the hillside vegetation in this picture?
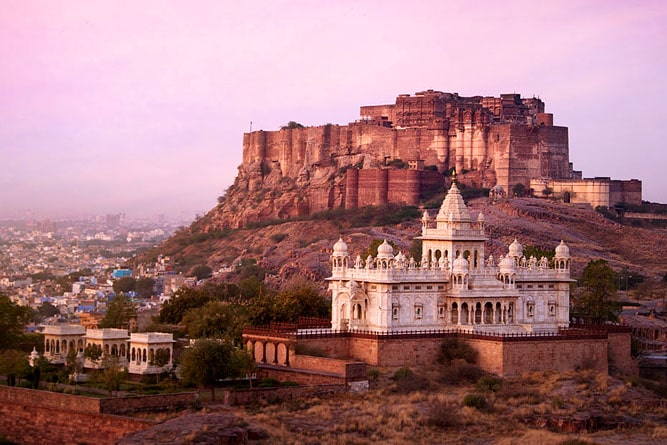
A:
[137,197,667,286]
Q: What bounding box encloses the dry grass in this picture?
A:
[207,369,667,444]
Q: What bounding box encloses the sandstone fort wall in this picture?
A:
[227,90,641,224]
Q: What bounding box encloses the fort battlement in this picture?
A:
[215,89,640,228]
[242,90,572,193]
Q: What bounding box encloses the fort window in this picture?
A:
[538,285,544,289]
[392,285,398,290]
[517,285,523,289]
[371,285,377,290]
[438,304,445,318]
[427,286,433,290]
[392,305,399,320]
[414,305,423,319]
[527,303,534,317]
[527,285,533,289]
[438,285,444,290]
[549,284,554,289]
[403,285,410,290]
[415,286,422,290]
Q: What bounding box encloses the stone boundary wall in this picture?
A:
[298,333,626,377]
[256,365,344,386]
[291,354,366,383]
[99,392,198,414]
[0,386,156,445]
[0,385,101,414]
[607,332,639,375]
[223,384,347,406]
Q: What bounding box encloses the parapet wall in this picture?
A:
[0,386,156,445]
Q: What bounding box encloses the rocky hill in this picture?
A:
[141,195,667,287]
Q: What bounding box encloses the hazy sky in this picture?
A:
[1,1,666,219]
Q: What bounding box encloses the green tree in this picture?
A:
[84,344,102,363]
[150,348,171,368]
[158,288,214,324]
[522,245,555,262]
[35,302,60,322]
[239,276,266,302]
[274,277,330,322]
[182,301,249,344]
[99,356,127,396]
[135,277,155,298]
[191,265,213,280]
[281,121,305,129]
[113,276,137,294]
[0,294,33,350]
[0,349,30,386]
[362,239,398,260]
[571,259,623,323]
[100,294,137,329]
[512,183,526,197]
[180,339,252,400]
[248,277,329,325]
[64,348,80,381]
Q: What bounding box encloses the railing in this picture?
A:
[244,325,610,342]
[295,328,608,342]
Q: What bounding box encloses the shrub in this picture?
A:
[270,233,288,243]
[387,367,430,393]
[476,376,502,393]
[392,367,413,380]
[258,378,280,388]
[551,396,565,409]
[427,401,459,429]
[437,338,477,365]
[367,368,380,381]
[463,393,487,409]
[440,362,483,385]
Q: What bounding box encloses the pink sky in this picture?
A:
[1,0,666,219]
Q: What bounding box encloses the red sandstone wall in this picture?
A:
[99,392,198,414]
[291,354,366,382]
[499,338,608,376]
[297,337,350,359]
[0,385,101,413]
[302,336,613,376]
[223,384,347,406]
[609,180,642,206]
[256,365,345,386]
[0,387,155,445]
[607,332,639,375]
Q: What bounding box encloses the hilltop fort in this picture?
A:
[210,89,641,229]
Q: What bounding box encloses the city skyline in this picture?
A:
[2,1,666,219]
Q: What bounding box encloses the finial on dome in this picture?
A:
[451,168,457,183]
